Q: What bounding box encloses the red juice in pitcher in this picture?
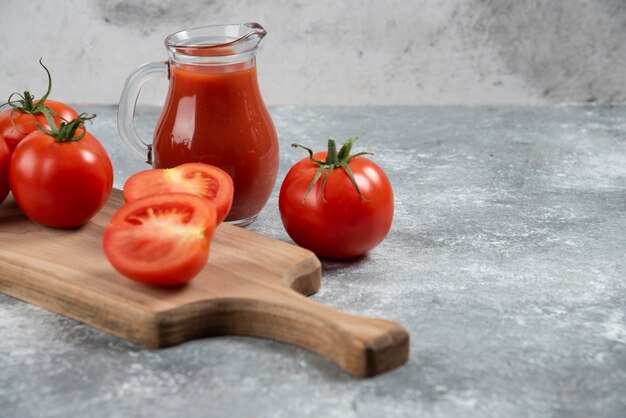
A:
[153,63,278,223]
[118,23,279,226]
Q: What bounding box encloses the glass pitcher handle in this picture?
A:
[117,61,168,165]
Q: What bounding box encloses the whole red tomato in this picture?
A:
[0,135,10,204]
[0,59,78,151]
[9,114,113,228]
[0,100,78,152]
[279,137,394,259]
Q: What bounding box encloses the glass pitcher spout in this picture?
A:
[165,23,267,64]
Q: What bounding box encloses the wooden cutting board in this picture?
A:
[0,189,408,377]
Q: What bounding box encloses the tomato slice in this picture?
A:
[123,163,234,223]
[102,193,217,286]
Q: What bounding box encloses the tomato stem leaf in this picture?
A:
[1,59,75,137]
[1,58,53,115]
[291,136,373,204]
[291,143,326,165]
[36,109,96,142]
[325,139,338,165]
[301,165,326,204]
[319,164,334,203]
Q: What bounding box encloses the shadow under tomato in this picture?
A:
[0,194,41,233]
[320,253,370,274]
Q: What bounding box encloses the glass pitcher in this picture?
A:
[118,23,279,226]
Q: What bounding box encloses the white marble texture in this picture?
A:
[0,0,625,106]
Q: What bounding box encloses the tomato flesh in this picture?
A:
[103,193,217,286]
[124,163,234,223]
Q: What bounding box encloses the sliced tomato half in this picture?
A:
[102,193,217,286]
[123,163,234,223]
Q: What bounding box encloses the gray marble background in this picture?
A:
[1,0,625,105]
[1,105,625,418]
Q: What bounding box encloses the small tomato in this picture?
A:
[9,114,113,228]
[279,137,394,259]
[0,59,78,152]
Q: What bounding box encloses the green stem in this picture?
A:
[291,136,373,203]
[34,110,96,142]
[325,139,338,165]
[2,58,53,115]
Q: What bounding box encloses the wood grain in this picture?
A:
[0,190,409,377]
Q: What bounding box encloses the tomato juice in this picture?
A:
[152,63,278,222]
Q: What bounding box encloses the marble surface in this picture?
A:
[1,105,625,417]
[2,1,626,105]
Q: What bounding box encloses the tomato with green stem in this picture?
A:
[102,193,218,286]
[0,59,78,152]
[279,137,394,259]
[9,113,113,228]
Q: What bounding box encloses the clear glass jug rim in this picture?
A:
[165,23,266,59]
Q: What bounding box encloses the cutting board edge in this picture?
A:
[0,257,159,345]
[0,240,323,349]
[282,251,322,295]
[149,293,411,377]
